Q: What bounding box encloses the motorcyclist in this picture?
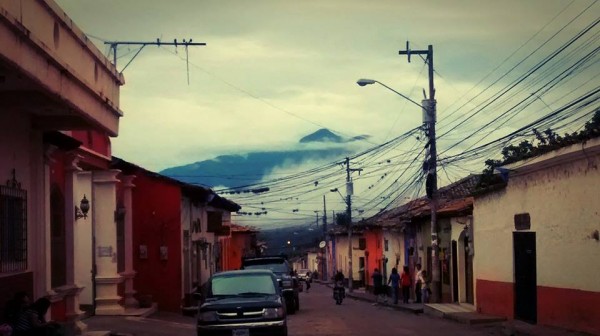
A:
[333,271,345,298]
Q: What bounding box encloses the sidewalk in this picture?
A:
[314,282,590,336]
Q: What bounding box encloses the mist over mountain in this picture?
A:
[160,129,368,188]
[258,224,325,257]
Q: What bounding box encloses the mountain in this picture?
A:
[299,129,344,143]
[160,129,369,188]
[299,129,371,144]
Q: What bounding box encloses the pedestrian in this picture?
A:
[371,268,385,304]
[13,297,63,336]
[3,291,31,329]
[387,267,400,305]
[420,270,431,303]
[305,271,311,292]
[400,266,412,304]
[414,263,423,303]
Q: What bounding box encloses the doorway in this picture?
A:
[513,232,537,323]
[451,240,458,302]
[464,234,474,304]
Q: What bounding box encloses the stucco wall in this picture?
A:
[475,151,600,289]
[132,174,182,312]
[474,140,600,333]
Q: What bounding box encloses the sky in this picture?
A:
[54,0,599,229]
[55,0,595,171]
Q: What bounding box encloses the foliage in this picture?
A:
[476,109,600,190]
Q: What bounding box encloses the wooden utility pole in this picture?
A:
[399,42,439,302]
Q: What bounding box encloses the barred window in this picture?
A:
[0,172,28,273]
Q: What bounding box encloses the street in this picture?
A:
[84,283,505,336]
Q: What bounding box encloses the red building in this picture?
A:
[112,158,240,313]
[362,227,384,290]
[220,224,259,271]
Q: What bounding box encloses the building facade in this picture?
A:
[0,0,124,333]
[474,138,600,334]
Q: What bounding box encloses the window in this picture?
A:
[0,173,27,273]
[384,239,389,252]
[358,238,366,250]
[210,274,276,296]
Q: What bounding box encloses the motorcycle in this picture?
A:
[333,281,345,305]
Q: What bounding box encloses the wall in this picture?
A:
[474,140,600,334]
[382,229,403,281]
[0,111,45,301]
[0,0,124,135]
[132,173,182,312]
[363,229,383,288]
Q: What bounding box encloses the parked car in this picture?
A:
[241,256,300,314]
[195,270,288,336]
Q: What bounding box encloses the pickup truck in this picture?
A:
[241,256,300,314]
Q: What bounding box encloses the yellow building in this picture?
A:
[473,137,600,334]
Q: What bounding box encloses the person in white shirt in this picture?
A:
[419,270,430,303]
[414,263,423,303]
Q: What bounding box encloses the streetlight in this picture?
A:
[357,75,439,302]
[356,79,424,109]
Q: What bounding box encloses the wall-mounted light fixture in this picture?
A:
[75,195,90,220]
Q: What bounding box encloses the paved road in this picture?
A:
[84,283,505,336]
[288,283,503,336]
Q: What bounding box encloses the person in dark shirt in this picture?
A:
[371,268,386,304]
[387,267,400,304]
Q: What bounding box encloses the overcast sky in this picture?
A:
[56,0,594,173]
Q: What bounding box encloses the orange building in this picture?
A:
[220,224,259,271]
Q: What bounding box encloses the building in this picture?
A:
[111,158,240,313]
[0,0,124,333]
[220,224,259,271]
[473,137,600,334]
[362,175,477,303]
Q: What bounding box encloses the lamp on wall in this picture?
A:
[75,195,90,220]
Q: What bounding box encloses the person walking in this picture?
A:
[305,271,311,293]
[387,268,400,305]
[414,263,423,303]
[371,268,385,304]
[400,266,412,304]
[420,270,431,303]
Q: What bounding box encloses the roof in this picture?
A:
[229,223,259,234]
[361,175,479,229]
[111,157,240,212]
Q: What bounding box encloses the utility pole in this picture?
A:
[344,157,363,292]
[399,42,439,302]
[345,157,353,292]
[323,195,328,281]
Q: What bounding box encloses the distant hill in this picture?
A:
[160,129,368,188]
[258,224,325,256]
[299,128,344,143]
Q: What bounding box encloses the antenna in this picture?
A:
[105,38,206,84]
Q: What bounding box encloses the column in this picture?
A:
[120,175,139,308]
[62,153,87,334]
[93,170,124,315]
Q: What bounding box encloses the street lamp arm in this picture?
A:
[373,80,424,109]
